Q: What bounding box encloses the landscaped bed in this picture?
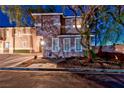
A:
[55,51,124,69]
[57,58,123,69]
[16,52,124,69]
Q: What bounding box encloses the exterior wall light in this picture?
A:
[40,40,45,46]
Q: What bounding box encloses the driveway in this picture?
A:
[0,54,39,67]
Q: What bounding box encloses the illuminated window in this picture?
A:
[63,38,71,52]
[75,38,82,52]
[73,25,81,28]
[5,42,10,49]
[52,38,59,52]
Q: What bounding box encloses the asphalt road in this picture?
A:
[0,70,124,88]
[0,54,124,88]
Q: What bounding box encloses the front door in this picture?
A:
[4,42,10,53]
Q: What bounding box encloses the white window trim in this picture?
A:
[63,38,71,52]
[75,38,82,52]
[34,23,41,27]
[52,38,59,52]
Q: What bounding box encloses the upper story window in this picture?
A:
[63,38,71,52]
[73,18,82,28]
[75,38,82,52]
[73,24,81,28]
[53,19,60,26]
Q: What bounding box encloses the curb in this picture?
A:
[0,67,124,74]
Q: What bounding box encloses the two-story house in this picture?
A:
[32,13,95,58]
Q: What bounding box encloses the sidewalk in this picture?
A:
[0,67,124,74]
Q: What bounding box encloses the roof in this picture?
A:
[0,27,35,29]
[63,16,81,18]
[31,13,63,16]
[31,13,82,18]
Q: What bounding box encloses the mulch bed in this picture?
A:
[57,57,124,69]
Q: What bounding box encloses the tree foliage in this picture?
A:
[67,5,124,62]
[0,5,56,27]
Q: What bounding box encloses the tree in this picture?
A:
[67,5,124,63]
[0,5,56,26]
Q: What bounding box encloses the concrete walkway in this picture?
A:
[0,53,42,67]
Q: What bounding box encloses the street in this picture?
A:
[0,54,124,88]
[0,70,124,88]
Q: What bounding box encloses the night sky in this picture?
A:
[0,5,124,45]
[0,5,74,27]
[0,10,16,27]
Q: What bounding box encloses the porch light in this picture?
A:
[40,40,45,46]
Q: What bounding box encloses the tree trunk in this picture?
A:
[87,49,93,63]
[97,46,103,57]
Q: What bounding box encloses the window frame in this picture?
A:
[52,38,60,52]
[5,42,10,49]
[75,37,82,52]
[63,38,71,52]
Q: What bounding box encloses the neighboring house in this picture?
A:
[0,27,39,54]
[32,13,95,58]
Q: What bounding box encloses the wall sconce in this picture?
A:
[40,40,45,46]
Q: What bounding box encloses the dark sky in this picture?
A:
[0,10,16,27]
[0,5,74,27]
[0,5,124,44]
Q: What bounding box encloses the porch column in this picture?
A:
[9,29,14,54]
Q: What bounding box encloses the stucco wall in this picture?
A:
[0,27,37,54]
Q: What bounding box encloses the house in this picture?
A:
[32,13,95,58]
[0,27,39,54]
[0,13,123,58]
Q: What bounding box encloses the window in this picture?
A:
[53,19,60,26]
[52,38,59,52]
[22,41,27,48]
[63,38,71,52]
[75,38,82,52]
[73,25,81,28]
[5,42,10,49]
